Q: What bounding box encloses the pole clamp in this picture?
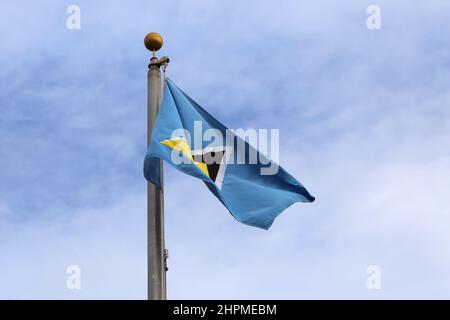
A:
[164,249,169,272]
[149,56,170,70]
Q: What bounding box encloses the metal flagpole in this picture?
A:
[144,32,169,300]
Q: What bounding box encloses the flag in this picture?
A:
[144,78,315,229]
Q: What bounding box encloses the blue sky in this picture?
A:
[1,0,450,299]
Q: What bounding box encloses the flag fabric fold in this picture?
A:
[144,78,314,229]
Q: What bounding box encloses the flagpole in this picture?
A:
[145,32,168,300]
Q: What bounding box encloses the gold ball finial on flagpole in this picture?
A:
[144,32,163,56]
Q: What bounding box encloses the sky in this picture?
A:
[1,0,450,299]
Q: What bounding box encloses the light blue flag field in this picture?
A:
[144,78,315,229]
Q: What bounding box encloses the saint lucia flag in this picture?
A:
[144,78,315,229]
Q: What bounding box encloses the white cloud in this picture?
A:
[0,194,147,299]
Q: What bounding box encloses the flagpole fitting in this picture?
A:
[145,33,169,70]
[149,56,170,69]
[144,32,163,53]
